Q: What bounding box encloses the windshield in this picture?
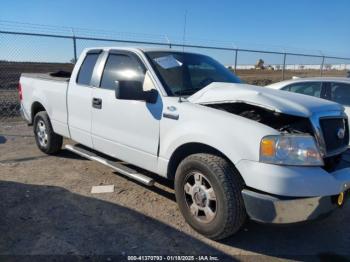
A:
[146,51,241,96]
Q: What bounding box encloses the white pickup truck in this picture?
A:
[19,47,350,240]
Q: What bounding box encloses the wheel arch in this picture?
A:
[31,101,46,123]
[167,142,242,181]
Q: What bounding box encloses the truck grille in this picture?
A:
[319,118,349,154]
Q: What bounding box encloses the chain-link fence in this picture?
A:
[1,21,350,122]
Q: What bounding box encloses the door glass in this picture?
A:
[77,53,99,85]
[330,82,350,106]
[282,82,322,97]
[100,54,145,90]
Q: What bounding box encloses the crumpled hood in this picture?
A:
[188,82,344,117]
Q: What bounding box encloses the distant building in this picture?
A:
[227,64,350,70]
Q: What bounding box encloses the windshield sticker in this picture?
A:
[154,55,183,69]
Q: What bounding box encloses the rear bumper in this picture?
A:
[242,189,349,224]
[19,103,25,119]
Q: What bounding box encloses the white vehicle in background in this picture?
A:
[19,48,350,240]
[267,77,350,125]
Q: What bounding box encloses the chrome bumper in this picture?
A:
[242,189,348,224]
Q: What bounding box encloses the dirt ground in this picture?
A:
[1,122,350,260]
[235,69,348,86]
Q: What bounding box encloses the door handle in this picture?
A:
[92,98,102,109]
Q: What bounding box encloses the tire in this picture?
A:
[174,153,246,240]
[33,111,63,155]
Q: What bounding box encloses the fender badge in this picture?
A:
[337,128,345,139]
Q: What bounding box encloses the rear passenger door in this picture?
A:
[282,82,324,98]
[324,82,350,105]
[67,49,102,147]
[324,82,350,121]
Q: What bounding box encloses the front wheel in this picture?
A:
[174,153,247,240]
[33,111,63,155]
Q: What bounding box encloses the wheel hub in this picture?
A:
[183,171,217,223]
[36,120,48,147]
[193,187,207,207]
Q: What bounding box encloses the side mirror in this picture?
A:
[115,80,158,104]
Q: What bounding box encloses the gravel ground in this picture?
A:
[1,122,350,261]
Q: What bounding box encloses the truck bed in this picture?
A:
[21,71,71,82]
[20,72,70,137]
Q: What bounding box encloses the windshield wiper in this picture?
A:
[174,88,201,96]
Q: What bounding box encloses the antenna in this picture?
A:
[182,11,187,52]
[178,11,188,103]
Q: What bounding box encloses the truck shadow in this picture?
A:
[0,180,232,260]
[220,208,350,259]
[51,145,350,259]
[0,155,49,164]
[0,150,85,164]
[56,149,87,160]
[0,133,34,138]
[109,169,350,259]
[0,135,7,144]
[115,168,176,202]
[60,144,176,201]
[130,171,350,259]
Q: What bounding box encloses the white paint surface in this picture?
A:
[91,185,115,194]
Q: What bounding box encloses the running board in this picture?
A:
[65,145,155,186]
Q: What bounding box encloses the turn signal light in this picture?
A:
[337,192,345,207]
[260,138,275,157]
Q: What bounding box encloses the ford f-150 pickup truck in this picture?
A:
[19,47,350,240]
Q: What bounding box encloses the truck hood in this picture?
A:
[188,82,344,117]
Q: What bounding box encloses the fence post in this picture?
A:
[282,53,287,80]
[71,28,77,63]
[165,35,172,49]
[234,49,238,73]
[320,56,325,76]
[73,36,77,63]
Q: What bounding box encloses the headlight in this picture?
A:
[260,135,323,166]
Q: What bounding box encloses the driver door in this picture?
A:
[91,50,162,172]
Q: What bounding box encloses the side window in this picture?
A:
[283,82,322,97]
[330,82,350,106]
[281,86,291,91]
[77,53,99,85]
[100,53,145,90]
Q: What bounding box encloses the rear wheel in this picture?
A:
[33,111,63,154]
[175,153,246,240]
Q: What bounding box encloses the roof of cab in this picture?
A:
[83,46,202,55]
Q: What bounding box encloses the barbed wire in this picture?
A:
[1,19,348,57]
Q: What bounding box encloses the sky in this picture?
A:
[1,0,349,64]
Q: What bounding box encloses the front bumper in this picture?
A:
[236,159,350,197]
[242,189,349,223]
